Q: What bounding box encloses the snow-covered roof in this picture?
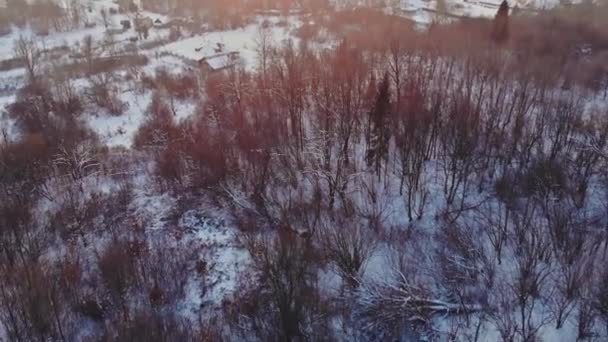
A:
[161,37,238,62]
[201,53,239,71]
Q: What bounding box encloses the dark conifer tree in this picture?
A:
[366,73,391,177]
[492,0,510,43]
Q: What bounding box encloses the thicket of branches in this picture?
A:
[2,2,608,341]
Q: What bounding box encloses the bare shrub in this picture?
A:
[97,239,137,319]
[88,74,129,115]
[321,218,376,287]
[230,233,330,341]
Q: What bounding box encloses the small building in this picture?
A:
[198,51,240,73]
[161,37,242,79]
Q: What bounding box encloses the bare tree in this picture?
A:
[511,221,552,341]
[53,142,100,181]
[321,218,376,287]
[81,34,96,76]
[14,35,41,83]
[353,267,481,340]
[234,233,329,341]
[255,25,273,82]
[100,8,109,29]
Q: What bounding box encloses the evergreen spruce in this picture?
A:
[492,0,510,43]
[366,73,391,177]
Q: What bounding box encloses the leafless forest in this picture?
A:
[1,0,608,341]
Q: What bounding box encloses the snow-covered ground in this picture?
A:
[178,209,251,317]
[128,186,251,321]
[83,90,152,148]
